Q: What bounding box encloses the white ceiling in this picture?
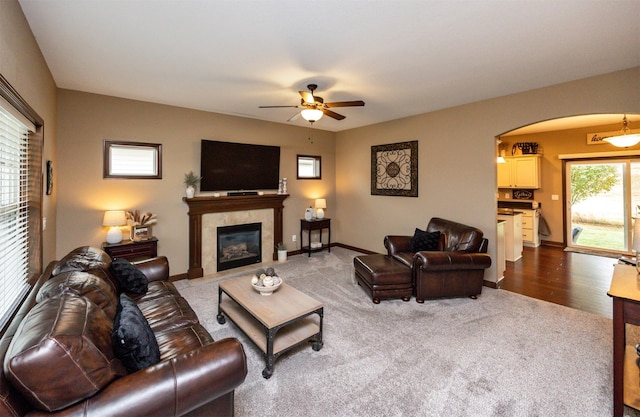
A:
[18,0,640,132]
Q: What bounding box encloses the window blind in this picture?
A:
[0,103,32,329]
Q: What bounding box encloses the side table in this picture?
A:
[608,263,640,416]
[102,237,158,261]
[300,218,331,257]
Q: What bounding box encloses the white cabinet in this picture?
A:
[497,156,541,189]
[520,209,540,247]
[497,213,523,262]
[496,220,506,283]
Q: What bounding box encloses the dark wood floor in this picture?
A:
[501,245,617,318]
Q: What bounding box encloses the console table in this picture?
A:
[102,237,158,261]
[300,218,331,257]
[608,263,640,416]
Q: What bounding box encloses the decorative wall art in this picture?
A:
[371,140,418,197]
[46,160,53,195]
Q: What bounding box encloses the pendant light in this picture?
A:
[603,115,640,147]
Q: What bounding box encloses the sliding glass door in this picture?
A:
[566,159,640,254]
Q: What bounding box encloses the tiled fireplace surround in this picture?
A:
[183,194,288,278]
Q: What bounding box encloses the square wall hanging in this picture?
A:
[371,140,418,197]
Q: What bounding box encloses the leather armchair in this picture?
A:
[385,217,492,302]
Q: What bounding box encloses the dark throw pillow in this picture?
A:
[408,229,441,252]
[110,258,148,294]
[112,294,160,373]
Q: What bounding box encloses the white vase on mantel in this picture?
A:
[186,185,195,198]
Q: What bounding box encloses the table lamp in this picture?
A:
[315,199,326,219]
[103,210,126,244]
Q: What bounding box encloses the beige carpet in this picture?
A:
[175,247,625,417]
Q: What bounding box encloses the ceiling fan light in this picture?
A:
[301,108,323,122]
[604,115,640,147]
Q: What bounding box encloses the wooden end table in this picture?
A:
[300,218,331,257]
[217,275,324,379]
[608,263,640,416]
[102,237,158,261]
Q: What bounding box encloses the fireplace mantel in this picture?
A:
[183,194,289,278]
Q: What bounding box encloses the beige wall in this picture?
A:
[0,0,58,264]
[336,67,640,283]
[7,0,637,284]
[500,121,640,245]
[56,90,336,274]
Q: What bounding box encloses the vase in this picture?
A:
[278,250,287,262]
[186,185,195,198]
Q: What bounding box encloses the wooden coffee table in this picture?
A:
[216,275,324,378]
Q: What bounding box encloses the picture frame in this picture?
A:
[131,225,153,241]
[371,140,418,197]
[46,160,53,195]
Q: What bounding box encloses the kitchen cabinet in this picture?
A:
[497,213,523,262]
[497,220,506,283]
[520,209,540,247]
[497,155,541,189]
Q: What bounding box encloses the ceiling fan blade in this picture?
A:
[259,105,299,108]
[287,112,300,122]
[323,109,346,120]
[299,91,315,105]
[325,100,365,108]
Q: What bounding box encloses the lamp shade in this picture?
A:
[103,210,126,244]
[315,198,326,219]
[103,210,126,226]
[301,108,323,122]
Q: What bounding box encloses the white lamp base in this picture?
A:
[106,226,123,244]
[316,208,325,219]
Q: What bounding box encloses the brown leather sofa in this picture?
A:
[385,217,492,302]
[0,246,247,417]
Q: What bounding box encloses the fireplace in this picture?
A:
[217,223,262,272]
[183,194,288,279]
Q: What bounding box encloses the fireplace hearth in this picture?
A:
[217,223,262,272]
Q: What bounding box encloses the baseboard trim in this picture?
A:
[483,278,504,289]
[333,242,377,255]
[541,240,564,248]
[170,272,188,282]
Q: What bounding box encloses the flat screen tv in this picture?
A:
[200,140,280,192]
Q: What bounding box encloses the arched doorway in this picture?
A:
[496,113,640,253]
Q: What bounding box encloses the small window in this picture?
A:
[297,155,321,179]
[104,141,162,179]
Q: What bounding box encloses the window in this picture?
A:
[0,74,43,330]
[103,141,162,179]
[297,155,321,179]
[565,158,640,254]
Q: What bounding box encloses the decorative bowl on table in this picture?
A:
[251,275,283,296]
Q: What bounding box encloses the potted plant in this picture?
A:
[184,171,201,198]
[276,242,287,262]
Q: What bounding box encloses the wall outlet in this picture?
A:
[292,234,297,242]
[551,194,559,201]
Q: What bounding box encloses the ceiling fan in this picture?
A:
[259,84,365,123]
